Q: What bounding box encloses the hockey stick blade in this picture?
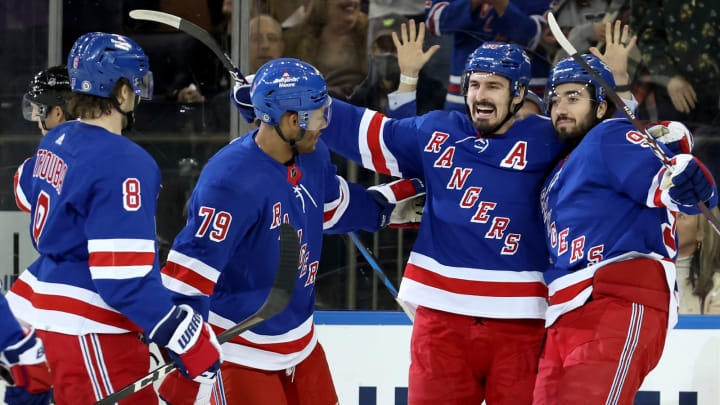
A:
[348,232,415,322]
[129,9,247,84]
[95,223,300,404]
[546,12,720,236]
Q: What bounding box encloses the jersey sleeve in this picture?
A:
[0,295,24,353]
[322,98,424,179]
[321,157,384,234]
[425,0,475,36]
[597,120,714,214]
[160,180,261,318]
[84,153,176,333]
[491,4,543,50]
[13,157,34,213]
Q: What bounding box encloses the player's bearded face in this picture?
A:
[465,72,513,133]
[550,83,597,146]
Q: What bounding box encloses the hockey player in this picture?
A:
[534,52,718,405]
[425,0,548,111]
[15,65,74,213]
[0,295,52,405]
[158,58,424,405]
[291,40,562,404]
[5,32,222,405]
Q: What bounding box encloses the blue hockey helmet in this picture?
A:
[67,32,153,100]
[544,54,615,113]
[461,42,531,98]
[251,58,331,129]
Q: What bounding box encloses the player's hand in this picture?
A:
[231,74,257,124]
[149,305,222,384]
[645,121,693,155]
[0,329,52,394]
[392,20,440,78]
[368,178,425,228]
[667,75,697,113]
[589,20,636,85]
[666,155,715,207]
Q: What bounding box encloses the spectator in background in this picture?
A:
[425,0,549,111]
[283,0,369,99]
[633,0,720,135]
[676,208,720,314]
[249,14,285,72]
[348,15,444,116]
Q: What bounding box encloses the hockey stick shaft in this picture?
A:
[129,9,248,84]
[348,232,415,322]
[95,223,300,404]
[547,13,720,236]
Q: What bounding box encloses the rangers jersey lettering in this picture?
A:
[321,99,566,319]
[540,119,719,328]
[161,132,385,370]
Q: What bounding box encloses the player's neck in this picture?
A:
[80,110,125,135]
[255,124,293,164]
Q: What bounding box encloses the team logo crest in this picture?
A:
[81,81,92,91]
[474,138,490,153]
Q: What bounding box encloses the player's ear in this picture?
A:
[595,100,608,120]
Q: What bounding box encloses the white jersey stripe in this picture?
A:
[161,273,206,297]
[166,250,221,282]
[89,264,152,280]
[409,252,544,283]
[323,176,350,230]
[378,116,402,177]
[220,333,318,371]
[87,238,155,253]
[399,277,547,319]
[358,109,376,171]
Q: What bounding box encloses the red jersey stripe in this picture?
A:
[405,263,548,297]
[162,261,216,296]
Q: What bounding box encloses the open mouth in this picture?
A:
[473,104,495,120]
[338,0,359,13]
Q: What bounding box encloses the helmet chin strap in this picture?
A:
[111,96,138,130]
[274,124,307,164]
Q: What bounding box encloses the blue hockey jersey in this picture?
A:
[322,99,565,319]
[0,295,25,354]
[6,120,176,335]
[540,119,719,328]
[160,132,385,370]
[425,0,549,111]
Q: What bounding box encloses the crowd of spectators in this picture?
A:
[1,0,719,311]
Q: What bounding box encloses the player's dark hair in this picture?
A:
[67,78,130,119]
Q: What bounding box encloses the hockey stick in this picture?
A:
[546,12,720,236]
[129,9,248,85]
[95,223,300,405]
[347,232,415,322]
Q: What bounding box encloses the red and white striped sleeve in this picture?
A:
[161,250,222,297]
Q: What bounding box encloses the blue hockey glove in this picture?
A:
[148,305,222,384]
[646,121,693,155]
[3,386,53,405]
[0,329,52,394]
[231,75,257,123]
[368,178,425,228]
[667,154,716,207]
